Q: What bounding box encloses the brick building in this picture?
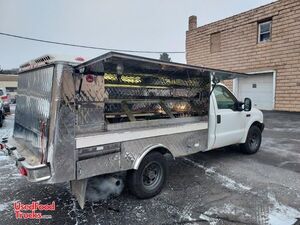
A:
[186,0,300,111]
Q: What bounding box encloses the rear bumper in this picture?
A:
[3,142,51,182]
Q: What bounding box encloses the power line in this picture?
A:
[0,32,185,54]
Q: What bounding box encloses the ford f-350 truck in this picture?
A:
[1,52,264,208]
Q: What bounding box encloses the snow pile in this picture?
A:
[267,194,300,225]
[0,200,16,212]
[183,157,251,191]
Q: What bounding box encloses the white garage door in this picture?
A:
[237,73,274,110]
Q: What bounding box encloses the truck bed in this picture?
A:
[76,121,208,149]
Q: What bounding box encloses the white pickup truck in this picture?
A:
[207,82,264,153]
[2,52,264,208]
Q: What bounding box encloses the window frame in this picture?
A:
[213,85,238,110]
[210,32,221,53]
[258,20,272,43]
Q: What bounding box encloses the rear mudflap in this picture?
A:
[70,179,88,209]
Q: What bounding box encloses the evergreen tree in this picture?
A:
[159,53,171,62]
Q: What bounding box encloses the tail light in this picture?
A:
[1,96,8,103]
[75,57,85,62]
[86,74,94,83]
[19,167,28,176]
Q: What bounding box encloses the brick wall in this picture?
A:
[186,0,300,112]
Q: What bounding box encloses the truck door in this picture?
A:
[212,85,245,148]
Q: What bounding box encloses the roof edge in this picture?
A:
[188,0,279,32]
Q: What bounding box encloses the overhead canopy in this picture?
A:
[75,51,248,80]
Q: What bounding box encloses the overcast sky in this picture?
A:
[0,0,276,69]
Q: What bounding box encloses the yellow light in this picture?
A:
[121,75,141,84]
[104,73,117,81]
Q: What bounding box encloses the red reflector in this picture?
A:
[19,167,27,176]
[75,57,85,62]
[86,74,94,83]
[0,144,4,150]
[1,96,8,100]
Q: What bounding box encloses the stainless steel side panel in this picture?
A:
[47,64,76,183]
[120,129,208,171]
[14,66,54,159]
[11,64,77,184]
[74,75,106,134]
[75,129,207,178]
[76,153,120,180]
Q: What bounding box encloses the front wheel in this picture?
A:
[127,152,168,199]
[240,125,262,154]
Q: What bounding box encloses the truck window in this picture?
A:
[214,85,236,110]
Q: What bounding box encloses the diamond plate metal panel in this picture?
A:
[120,130,208,170]
[47,64,77,183]
[75,75,106,134]
[14,66,54,158]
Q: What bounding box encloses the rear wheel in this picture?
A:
[241,125,262,154]
[0,113,3,127]
[128,152,167,199]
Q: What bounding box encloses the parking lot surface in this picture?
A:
[0,109,300,225]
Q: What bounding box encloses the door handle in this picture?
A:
[217,115,221,124]
[246,114,251,117]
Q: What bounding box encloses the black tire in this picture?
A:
[241,125,262,154]
[127,152,168,199]
[0,114,3,128]
[4,107,10,114]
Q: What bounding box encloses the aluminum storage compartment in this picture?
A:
[14,66,54,160]
[8,62,78,183]
[73,52,211,179]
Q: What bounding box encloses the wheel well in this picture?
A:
[251,121,264,131]
[152,147,173,156]
[133,146,174,170]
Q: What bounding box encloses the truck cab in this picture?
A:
[209,83,264,153]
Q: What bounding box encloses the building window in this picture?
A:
[210,32,221,53]
[6,87,17,92]
[258,20,272,43]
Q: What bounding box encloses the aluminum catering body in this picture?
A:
[4,52,236,208]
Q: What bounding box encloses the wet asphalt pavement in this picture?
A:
[0,108,300,225]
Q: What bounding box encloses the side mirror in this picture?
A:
[244,98,252,112]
